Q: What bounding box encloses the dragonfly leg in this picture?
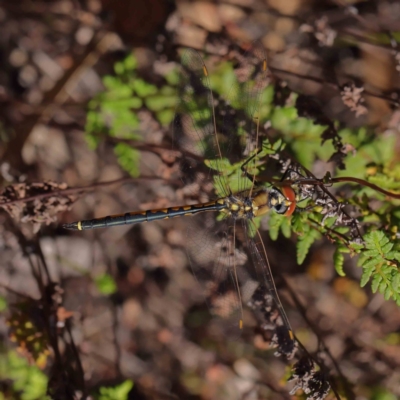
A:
[240,148,263,186]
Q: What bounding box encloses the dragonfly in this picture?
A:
[64,43,300,358]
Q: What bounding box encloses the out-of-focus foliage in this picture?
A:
[0,351,133,400]
[95,380,134,400]
[94,273,117,295]
[0,350,49,400]
[357,231,400,305]
[7,301,51,369]
[0,295,7,312]
[85,53,178,177]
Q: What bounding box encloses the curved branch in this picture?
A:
[330,177,400,199]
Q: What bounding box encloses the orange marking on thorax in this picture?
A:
[281,186,297,216]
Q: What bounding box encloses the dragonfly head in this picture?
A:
[251,186,297,217]
[269,186,297,216]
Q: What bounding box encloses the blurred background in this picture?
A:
[0,0,400,399]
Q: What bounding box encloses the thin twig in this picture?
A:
[330,177,400,199]
[271,176,400,199]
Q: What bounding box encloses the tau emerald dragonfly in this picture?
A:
[64,43,301,357]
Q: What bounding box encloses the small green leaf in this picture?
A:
[360,257,377,272]
[291,213,306,235]
[114,144,140,177]
[333,248,345,277]
[165,68,180,85]
[156,109,175,126]
[98,379,134,400]
[133,78,158,97]
[379,281,387,294]
[385,251,396,260]
[114,61,125,75]
[145,95,177,111]
[363,249,379,258]
[123,54,137,71]
[103,75,122,90]
[102,97,142,110]
[106,84,134,100]
[350,242,364,252]
[0,295,7,312]
[371,274,382,293]
[297,229,320,265]
[382,242,394,253]
[2,351,49,400]
[365,231,387,253]
[94,273,117,295]
[268,212,286,241]
[205,158,232,172]
[159,85,176,96]
[280,216,292,239]
[360,265,374,287]
[392,273,400,291]
[384,286,393,301]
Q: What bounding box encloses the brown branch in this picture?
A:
[330,177,400,199]
[272,174,400,201]
[308,217,352,246]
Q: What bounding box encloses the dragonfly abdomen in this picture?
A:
[63,199,227,230]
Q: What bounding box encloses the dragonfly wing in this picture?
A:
[173,44,273,201]
[242,220,297,359]
[220,42,272,194]
[185,213,250,338]
[173,49,232,199]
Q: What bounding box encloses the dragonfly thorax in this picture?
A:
[223,194,255,219]
[222,186,296,220]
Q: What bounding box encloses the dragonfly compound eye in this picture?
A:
[273,202,289,214]
[269,187,296,216]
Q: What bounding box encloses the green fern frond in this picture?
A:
[280,216,292,239]
[297,226,321,265]
[269,212,289,241]
[333,247,346,277]
[358,231,400,305]
[291,212,306,236]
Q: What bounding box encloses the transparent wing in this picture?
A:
[220,41,272,195]
[173,42,273,201]
[173,49,232,199]
[185,213,253,338]
[185,210,296,348]
[243,221,296,359]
